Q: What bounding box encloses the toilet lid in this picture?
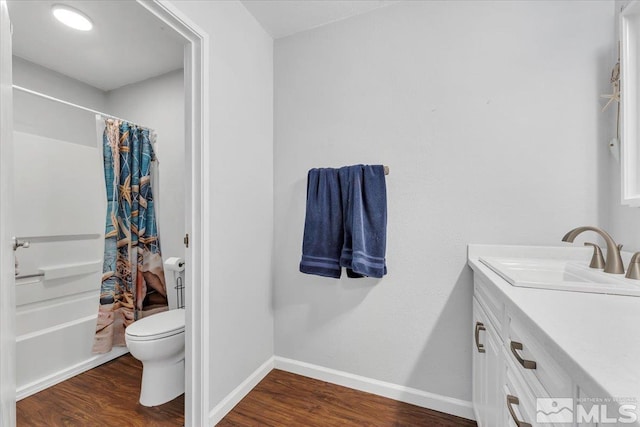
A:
[125,308,185,340]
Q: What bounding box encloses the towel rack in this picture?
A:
[383,166,390,175]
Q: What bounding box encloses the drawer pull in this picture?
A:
[507,395,532,427]
[475,322,486,353]
[510,341,537,370]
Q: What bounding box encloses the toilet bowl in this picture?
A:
[125,308,185,406]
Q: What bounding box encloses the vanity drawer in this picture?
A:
[507,313,573,399]
[503,358,539,427]
[503,349,573,427]
[474,276,504,338]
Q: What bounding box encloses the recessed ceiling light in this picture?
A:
[51,4,93,31]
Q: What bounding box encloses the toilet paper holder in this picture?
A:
[175,275,185,309]
[164,257,185,309]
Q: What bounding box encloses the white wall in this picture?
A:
[12,56,106,109]
[13,56,106,146]
[274,0,614,406]
[105,69,185,271]
[167,0,275,415]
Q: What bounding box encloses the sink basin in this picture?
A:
[479,257,640,297]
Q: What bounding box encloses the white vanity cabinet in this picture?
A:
[469,245,640,427]
[473,274,575,427]
[472,297,503,427]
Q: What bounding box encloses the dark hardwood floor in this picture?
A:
[18,356,475,427]
[17,354,184,427]
[217,369,477,427]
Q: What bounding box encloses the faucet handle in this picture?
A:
[584,242,605,269]
[626,252,640,280]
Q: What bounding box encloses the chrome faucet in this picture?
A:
[562,226,625,274]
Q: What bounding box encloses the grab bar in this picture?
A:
[15,260,101,281]
[15,272,45,280]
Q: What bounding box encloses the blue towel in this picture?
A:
[300,164,387,279]
[339,165,387,278]
[299,168,344,278]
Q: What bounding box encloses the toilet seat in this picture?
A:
[125,308,185,341]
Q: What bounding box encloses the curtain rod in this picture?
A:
[12,85,156,132]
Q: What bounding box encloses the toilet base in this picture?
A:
[139,358,185,407]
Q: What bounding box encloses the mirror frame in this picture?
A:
[621,0,640,206]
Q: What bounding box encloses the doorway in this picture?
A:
[0,1,209,426]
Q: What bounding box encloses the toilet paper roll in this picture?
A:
[164,257,185,272]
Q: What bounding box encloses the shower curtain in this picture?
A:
[93,118,168,354]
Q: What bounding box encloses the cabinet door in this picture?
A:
[484,319,502,427]
[472,298,487,425]
[473,298,502,427]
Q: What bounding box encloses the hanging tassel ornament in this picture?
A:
[601,60,620,112]
[601,49,621,162]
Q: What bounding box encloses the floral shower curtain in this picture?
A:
[93,119,168,354]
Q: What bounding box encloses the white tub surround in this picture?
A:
[13,130,109,399]
[468,244,640,426]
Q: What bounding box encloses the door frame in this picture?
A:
[138,2,210,426]
[0,1,211,426]
[0,1,16,426]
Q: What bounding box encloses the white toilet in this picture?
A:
[125,258,185,407]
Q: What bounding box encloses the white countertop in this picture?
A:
[468,244,640,414]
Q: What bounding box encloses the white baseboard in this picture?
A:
[17,347,129,400]
[273,356,475,421]
[207,355,474,424]
[209,356,275,426]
